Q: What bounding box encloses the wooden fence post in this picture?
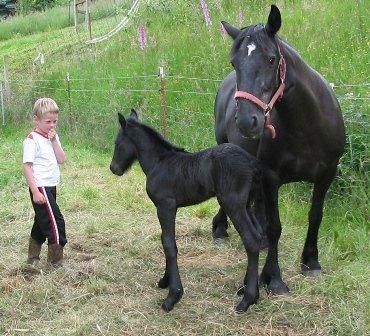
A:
[66,73,74,132]
[159,65,168,139]
[74,0,78,32]
[3,55,10,102]
[0,81,5,125]
[86,0,92,39]
[74,0,91,37]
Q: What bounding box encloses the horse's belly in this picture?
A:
[278,158,328,183]
[175,182,215,207]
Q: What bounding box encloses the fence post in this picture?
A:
[73,0,78,32]
[86,0,92,39]
[3,55,10,102]
[159,65,168,139]
[66,73,74,132]
[0,81,4,125]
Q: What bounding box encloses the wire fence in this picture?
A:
[1,70,368,196]
[1,72,369,129]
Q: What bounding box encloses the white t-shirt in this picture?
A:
[22,131,61,187]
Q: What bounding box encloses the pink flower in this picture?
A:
[238,8,244,26]
[199,0,212,27]
[215,0,222,11]
[138,24,148,51]
[220,23,227,39]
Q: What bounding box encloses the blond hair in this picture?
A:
[33,98,59,118]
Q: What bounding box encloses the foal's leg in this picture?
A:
[301,168,336,276]
[156,202,183,311]
[259,177,289,294]
[219,196,261,313]
[212,206,229,242]
[236,249,259,313]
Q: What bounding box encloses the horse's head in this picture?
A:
[224,5,284,139]
[110,109,139,176]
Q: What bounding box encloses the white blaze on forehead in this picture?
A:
[247,43,256,56]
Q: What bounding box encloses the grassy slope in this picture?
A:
[0,0,368,191]
[0,128,368,335]
[0,1,368,146]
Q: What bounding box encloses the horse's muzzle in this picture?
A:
[235,115,263,139]
[110,163,124,176]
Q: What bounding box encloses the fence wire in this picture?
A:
[1,72,368,197]
[2,74,369,131]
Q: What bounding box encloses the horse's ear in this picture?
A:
[265,5,281,37]
[118,113,126,128]
[130,108,139,121]
[221,21,241,40]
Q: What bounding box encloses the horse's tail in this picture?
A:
[249,162,264,203]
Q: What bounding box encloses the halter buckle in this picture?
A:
[264,106,271,116]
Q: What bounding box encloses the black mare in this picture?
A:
[213,5,345,294]
[110,109,265,312]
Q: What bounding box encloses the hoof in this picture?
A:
[157,277,169,289]
[235,299,255,313]
[161,299,174,312]
[302,268,322,277]
[213,237,229,245]
[265,279,289,295]
[212,224,229,243]
[301,261,322,277]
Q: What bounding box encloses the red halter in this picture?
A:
[234,43,286,139]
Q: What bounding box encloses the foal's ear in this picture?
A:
[130,108,139,121]
[265,5,281,37]
[118,113,126,128]
[221,21,241,40]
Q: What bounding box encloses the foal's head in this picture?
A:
[224,5,283,138]
[110,109,138,176]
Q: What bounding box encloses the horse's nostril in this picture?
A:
[251,116,258,130]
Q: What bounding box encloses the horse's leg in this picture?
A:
[301,167,336,276]
[156,202,183,311]
[212,206,229,242]
[219,196,261,312]
[259,175,289,294]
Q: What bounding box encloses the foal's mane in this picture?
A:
[128,118,187,153]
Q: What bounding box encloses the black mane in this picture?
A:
[127,118,187,153]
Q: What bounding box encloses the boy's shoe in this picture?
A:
[27,237,42,265]
[47,244,63,267]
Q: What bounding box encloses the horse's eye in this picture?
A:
[269,57,276,65]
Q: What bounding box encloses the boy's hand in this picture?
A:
[33,191,46,204]
[48,128,57,142]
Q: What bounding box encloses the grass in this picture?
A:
[0,127,368,335]
[0,1,368,334]
[0,0,131,41]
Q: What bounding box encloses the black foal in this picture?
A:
[110,109,264,313]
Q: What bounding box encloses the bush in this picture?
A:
[18,0,57,14]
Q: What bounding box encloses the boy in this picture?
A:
[22,98,67,266]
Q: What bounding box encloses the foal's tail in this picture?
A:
[248,163,269,249]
